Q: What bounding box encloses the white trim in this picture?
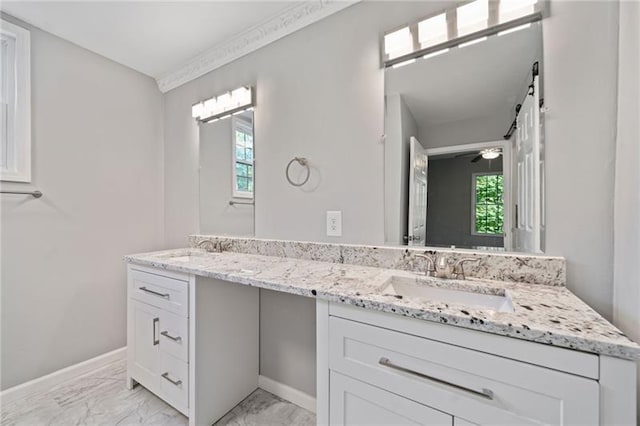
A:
[258,375,317,414]
[0,18,31,183]
[156,1,359,93]
[0,347,126,406]
[425,140,512,250]
[315,299,330,424]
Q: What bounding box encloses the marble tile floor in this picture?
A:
[1,360,315,426]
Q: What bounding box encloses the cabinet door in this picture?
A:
[330,371,452,426]
[129,300,161,388]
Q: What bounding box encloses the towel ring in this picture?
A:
[285,157,310,187]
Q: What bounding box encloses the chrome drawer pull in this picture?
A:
[153,317,159,346]
[139,286,170,299]
[161,372,182,387]
[378,357,494,400]
[161,331,182,342]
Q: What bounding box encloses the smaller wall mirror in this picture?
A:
[199,110,255,236]
[384,20,544,253]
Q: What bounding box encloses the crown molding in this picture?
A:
[156,0,359,93]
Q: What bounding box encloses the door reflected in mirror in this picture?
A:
[384,21,544,253]
[199,110,255,236]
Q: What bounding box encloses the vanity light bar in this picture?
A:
[192,86,254,123]
[382,0,546,68]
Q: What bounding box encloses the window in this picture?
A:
[232,117,254,198]
[1,19,30,182]
[473,173,504,235]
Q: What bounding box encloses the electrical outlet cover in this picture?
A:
[326,211,342,237]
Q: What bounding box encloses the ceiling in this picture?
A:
[1,1,340,90]
[385,22,542,127]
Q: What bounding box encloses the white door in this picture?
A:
[130,300,161,387]
[513,75,541,252]
[330,371,452,426]
[408,137,428,246]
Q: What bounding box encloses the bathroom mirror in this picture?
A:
[384,21,544,253]
[199,110,255,236]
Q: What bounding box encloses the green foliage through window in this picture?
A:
[234,122,254,195]
[474,174,504,235]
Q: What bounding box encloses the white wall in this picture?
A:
[0,15,164,390]
[543,0,619,319]
[162,0,627,396]
[612,0,640,419]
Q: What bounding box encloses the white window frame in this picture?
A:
[231,117,254,199]
[1,19,31,183]
[471,172,504,237]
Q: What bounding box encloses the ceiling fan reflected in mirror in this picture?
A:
[455,148,502,163]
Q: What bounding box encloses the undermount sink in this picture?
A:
[160,250,214,262]
[382,276,514,313]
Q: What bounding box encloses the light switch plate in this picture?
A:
[326,211,342,237]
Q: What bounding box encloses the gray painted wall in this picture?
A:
[384,93,418,245]
[199,116,254,236]
[0,15,164,390]
[612,0,640,419]
[426,156,503,248]
[162,0,624,397]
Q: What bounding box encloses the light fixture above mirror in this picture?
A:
[192,86,254,123]
[382,0,546,68]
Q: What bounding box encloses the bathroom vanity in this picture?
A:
[125,237,639,426]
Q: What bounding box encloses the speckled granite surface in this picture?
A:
[188,235,566,286]
[125,248,639,360]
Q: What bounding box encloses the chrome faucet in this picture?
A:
[414,254,436,276]
[429,255,480,280]
[451,258,480,280]
[196,239,222,253]
[434,255,453,279]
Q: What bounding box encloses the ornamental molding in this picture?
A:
[156,0,359,93]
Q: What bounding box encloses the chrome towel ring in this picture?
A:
[285,157,310,187]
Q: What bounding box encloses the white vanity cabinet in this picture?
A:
[317,301,637,426]
[126,264,260,426]
[127,267,191,415]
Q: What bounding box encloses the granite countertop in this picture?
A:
[125,248,640,360]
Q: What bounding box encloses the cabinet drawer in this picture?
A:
[130,269,188,317]
[159,352,189,414]
[330,371,452,425]
[159,310,188,362]
[329,317,599,425]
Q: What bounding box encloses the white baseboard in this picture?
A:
[258,375,316,413]
[1,347,126,406]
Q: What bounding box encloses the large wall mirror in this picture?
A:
[199,109,255,236]
[384,17,545,254]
